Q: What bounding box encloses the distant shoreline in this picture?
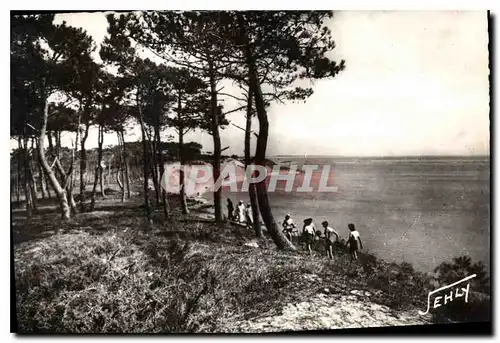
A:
[270,155,490,159]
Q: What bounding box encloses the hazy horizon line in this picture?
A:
[267,154,490,158]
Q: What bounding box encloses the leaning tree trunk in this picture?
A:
[239,15,295,250]
[245,87,262,238]
[90,124,105,211]
[208,59,223,223]
[37,99,71,220]
[54,158,77,215]
[79,122,90,212]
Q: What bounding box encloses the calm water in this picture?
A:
[201,156,490,274]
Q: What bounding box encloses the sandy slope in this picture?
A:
[223,291,432,333]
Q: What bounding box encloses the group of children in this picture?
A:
[226,198,363,261]
[226,198,254,228]
[282,215,363,261]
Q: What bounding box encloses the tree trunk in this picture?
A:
[67,175,77,214]
[121,131,131,199]
[107,164,111,188]
[79,122,90,212]
[100,166,106,197]
[37,99,71,220]
[37,153,47,200]
[137,97,152,223]
[146,126,160,205]
[90,124,105,211]
[19,138,32,217]
[99,144,106,198]
[26,138,38,212]
[45,172,52,199]
[238,15,295,250]
[177,92,189,215]
[67,127,79,215]
[45,131,56,197]
[54,159,77,215]
[15,163,20,203]
[117,131,125,203]
[154,124,169,219]
[208,59,223,222]
[179,129,189,215]
[38,139,52,200]
[27,159,38,212]
[245,88,262,238]
[29,138,39,207]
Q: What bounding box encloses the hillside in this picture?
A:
[12,187,489,333]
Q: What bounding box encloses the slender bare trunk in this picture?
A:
[154,124,169,219]
[39,137,52,200]
[117,131,125,203]
[100,165,106,197]
[28,161,38,212]
[29,138,39,207]
[137,95,152,223]
[15,163,20,203]
[79,122,90,212]
[208,59,223,222]
[27,138,38,212]
[238,15,295,250]
[68,126,79,215]
[121,131,131,199]
[19,138,32,217]
[37,99,71,220]
[90,124,105,211]
[146,126,160,205]
[177,92,189,215]
[37,153,47,200]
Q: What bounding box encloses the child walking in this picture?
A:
[302,218,316,256]
[322,221,339,260]
[345,223,363,261]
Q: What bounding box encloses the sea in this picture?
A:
[200,155,490,274]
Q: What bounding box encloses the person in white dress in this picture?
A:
[245,203,254,228]
[236,200,246,224]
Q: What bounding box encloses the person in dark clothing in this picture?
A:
[227,198,234,221]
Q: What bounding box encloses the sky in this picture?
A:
[46,10,490,157]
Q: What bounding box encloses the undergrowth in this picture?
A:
[13,198,491,332]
